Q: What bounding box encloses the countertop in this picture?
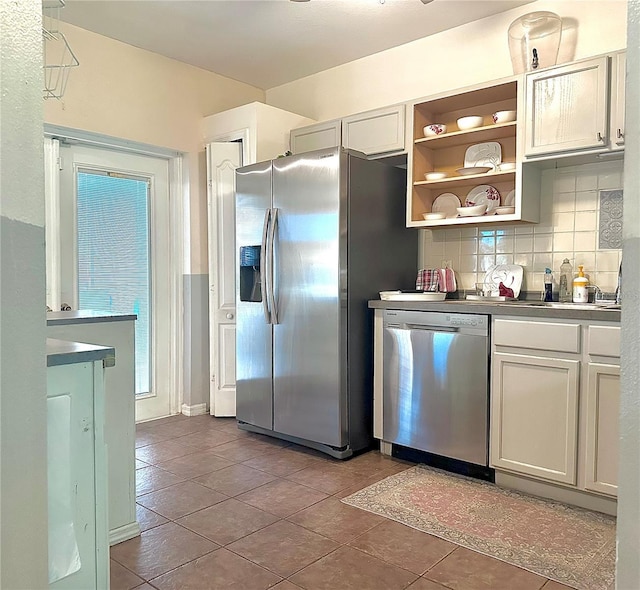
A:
[47,310,137,326]
[368,299,621,322]
[47,338,116,367]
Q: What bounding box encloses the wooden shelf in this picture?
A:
[414,169,515,190]
[410,212,521,228]
[415,122,516,149]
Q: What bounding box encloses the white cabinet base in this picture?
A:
[495,470,617,517]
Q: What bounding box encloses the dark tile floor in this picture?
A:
[110,414,573,590]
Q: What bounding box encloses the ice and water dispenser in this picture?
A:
[239,245,262,302]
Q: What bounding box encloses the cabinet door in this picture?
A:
[525,57,609,156]
[342,105,405,156]
[491,352,580,485]
[584,363,620,496]
[610,51,626,150]
[290,120,341,154]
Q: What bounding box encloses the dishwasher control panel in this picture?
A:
[384,309,489,334]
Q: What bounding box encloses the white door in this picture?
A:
[58,143,174,421]
[207,142,242,416]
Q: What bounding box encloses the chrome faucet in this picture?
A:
[615,260,622,304]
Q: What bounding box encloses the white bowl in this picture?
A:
[423,124,447,137]
[423,212,446,221]
[425,171,447,181]
[457,204,487,217]
[492,110,517,124]
[498,162,516,171]
[457,116,484,130]
[496,206,516,215]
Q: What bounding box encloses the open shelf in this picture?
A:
[415,122,516,149]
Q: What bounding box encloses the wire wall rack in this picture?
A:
[43,0,79,100]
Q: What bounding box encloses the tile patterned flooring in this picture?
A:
[111,414,574,590]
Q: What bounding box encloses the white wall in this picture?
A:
[0,1,49,587]
[266,1,627,121]
[44,22,265,274]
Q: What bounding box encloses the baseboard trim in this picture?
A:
[181,402,208,416]
[109,522,141,546]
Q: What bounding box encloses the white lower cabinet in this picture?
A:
[47,360,109,590]
[584,363,620,495]
[491,317,620,500]
[491,352,579,485]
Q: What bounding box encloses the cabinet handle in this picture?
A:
[617,128,624,140]
[597,132,605,143]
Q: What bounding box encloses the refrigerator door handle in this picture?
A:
[260,208,272,324]
[268,207,279,324]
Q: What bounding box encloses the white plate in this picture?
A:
[432,192,461,219]
[380,291,447,301]
[465,185,501,213]
[456,166,492,176]
[482,264,524,298]
[504,189,516,207]
[464,142,502,170]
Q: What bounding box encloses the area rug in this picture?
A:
[342,465,616,590]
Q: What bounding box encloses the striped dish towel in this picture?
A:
[416,269,440,292]
[437,267,457,292]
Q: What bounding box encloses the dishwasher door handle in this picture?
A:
[402,324,459,333]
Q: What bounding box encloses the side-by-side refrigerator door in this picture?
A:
[235,160,273,430]
[271,148,345,448]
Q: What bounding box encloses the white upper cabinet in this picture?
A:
[290,120,342,154]
[342,105,405,156]
[524,56,609,157]
[290,104,406,157]
[610,51,626,151]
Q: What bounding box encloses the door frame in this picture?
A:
[44,124,185,419]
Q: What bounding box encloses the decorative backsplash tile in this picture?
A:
[598,189,623,249]
[421,160,624,293]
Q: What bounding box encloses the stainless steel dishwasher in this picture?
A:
[382,309,490,467]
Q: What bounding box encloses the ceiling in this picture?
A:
[60,0,534,90]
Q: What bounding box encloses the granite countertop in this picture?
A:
[47,310,137,326]
[368,299,621,322]
[47,338,116,367]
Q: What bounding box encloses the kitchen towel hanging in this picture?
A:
[416,269,440,291]
[416,268,457,292]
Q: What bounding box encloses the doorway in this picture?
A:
[51,140,178,421]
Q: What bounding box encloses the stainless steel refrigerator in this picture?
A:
[235,147,417,458]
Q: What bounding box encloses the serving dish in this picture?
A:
[483,264,524,298]
[425,171,447,181]
[424,124,447,137]
[465,185,501,214]
[431,192,461,219]
[457,116,484,130]
[464,142,502,170]
[380,291,447,302]
[456,166,492,176]
[504,189,516,207]
[492,110,517,124]
[423,212,446,221]
[457,204,487,217]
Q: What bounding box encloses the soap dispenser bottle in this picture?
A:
[559,258,573,302]
[543,268,553,301]
[572,265,589,303]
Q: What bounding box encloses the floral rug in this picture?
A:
[341,465,616,590]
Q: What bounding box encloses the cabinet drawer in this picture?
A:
[587,325,620,357]
[493,319,581,353]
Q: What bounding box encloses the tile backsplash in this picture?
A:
[420,160,624,295]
